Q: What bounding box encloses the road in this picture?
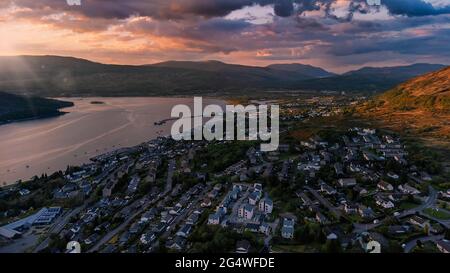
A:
[33,205,87,253]
[87,195,158,252]
[305,186,342,218]
[88,161,176,252]
[403,234,444,253]
[165,159,176,194]
[400,186,438,217]
[160,186,210,239]
[354,186,438,233]
[31,163,131,252]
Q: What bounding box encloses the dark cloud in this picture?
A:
[274,0,294,17]
[383,0,450,17]
[2,0,450,70]
[328,27,450,58]
[5,0,450,21]
[197,18,251,32]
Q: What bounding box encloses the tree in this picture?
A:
[416,239,423,248]
[444,229,450,240]
[323,239,342,253]
[423,225,430,236]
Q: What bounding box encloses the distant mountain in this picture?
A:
[344,63,446,79]
[0,55,446,96]
[288,63,447,93]
[152,60,314,81]
[0,56,318,97]
[266,63,336,78]
[0,91,73,124]
[358,66,450,139]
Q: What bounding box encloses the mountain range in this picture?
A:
[0,55,446,97]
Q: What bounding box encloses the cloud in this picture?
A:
[5,0,450,21]
[274,0,294,17]
[383,0,450,17]
[1,0,449,72]
[256,49,274,56]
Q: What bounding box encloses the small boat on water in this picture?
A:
[154,121,166,125]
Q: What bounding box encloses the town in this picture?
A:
[1,98,450,254]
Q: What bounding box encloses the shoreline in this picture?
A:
[0,111,69,127]
[0,96,226,187]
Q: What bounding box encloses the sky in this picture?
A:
[0,0,449,73]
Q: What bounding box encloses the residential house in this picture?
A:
[253,183,263,193]
[258,197,273,214]
[375,196,395,209]
[388,225,410,235]
[140,231,156,245]
[344,203,358,214]
[176,224,193,238]
[238,204,255,220]
[398,184,420,195]
[19,189,30,196]
[186,213,199,225]
[436,240,450,253]
[334,163,344,176]
[140,208,158,223]
[207,213,221,225]
[236,240,251,253]
[358,205,375,219]
[127,175,140,194]
[409,216,430,229]
[200,198,212,208]
[320,183,337,195]
[259,223,271,235]
[166,236,186,251]
[387,172,399,180]
[377,180,394,191]
[245,223,260,233]
[354,185,368,196]
[281,218,295,239]
[315,212,329,224]
[338,178,357,187]
[248,192,260,205]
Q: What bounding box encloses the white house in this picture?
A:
[258,197,273,214]
[207,213,221,225]
[376,197,394,209]
[176,224,193,238]
[377,180,394,191]
[248,192,260,205]
[398,184,420,195]
[238,204,255,220]
[140,232,156,245]
[281,218,295,239]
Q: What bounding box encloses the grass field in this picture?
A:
[423,208,450,220]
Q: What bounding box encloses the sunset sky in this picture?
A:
[0,0,449,73]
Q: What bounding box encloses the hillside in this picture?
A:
[358,66,450,140]
[0,92,73,124]
[0,55,446,97]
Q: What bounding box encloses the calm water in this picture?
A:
[0,97,224,185]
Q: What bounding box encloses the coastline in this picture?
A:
[0,110,69,127]
[0,96,226,187]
